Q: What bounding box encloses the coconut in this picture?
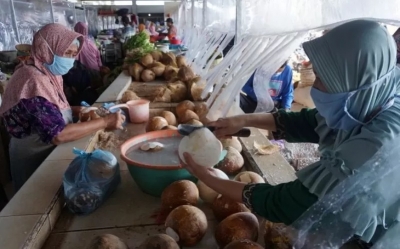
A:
[167,81,187,102]
[150,51,162,62]
[141,69,156,82]
[197,169,228,203]
[150,62,166,77]
[185,119,203,126]
[162,53,178,67]
[140,53,154,68]
[178,127,223,167]
[161,180,199,211]
[149,116,169,131]
[138,234,180,249]
[140,142,164,152]
[190,83,208,101]
[211,195,250,221]
[215,212,259,248]
[216,146,244,175]
[87,234,127,249]
[176,100,196,118]
[129,63,144,82]
[179,110,199,124]
[121,90,139,103]
[264,221,292,249]
[153,87,172,103]
[234,171,265,184]
[89,110,101,120]
[165,205,208,247]
[164,66,179,81]
[79,107,99,122]
[177,65,195,82]
[224,239,264,249]
[161,111,177,126]
[220,137,242,152]
[176,55,186,68]
[194,102,209,120]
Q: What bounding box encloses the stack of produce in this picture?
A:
[122,32,155,67]
[123,51,208,103]
[147,100,209,131]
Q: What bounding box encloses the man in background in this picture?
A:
[240,61,294,113]
[166,18,177,40]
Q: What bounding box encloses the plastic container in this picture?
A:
[121,130,194,197]
[110,99,150,124]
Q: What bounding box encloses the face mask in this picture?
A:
[44,55,75,75]
[311,69,395,131]
[40,32,76,75]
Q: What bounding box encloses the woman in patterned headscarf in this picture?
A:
[74,22,102,71]
[0,24,124,192]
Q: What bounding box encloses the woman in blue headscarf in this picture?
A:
[181,20,400,247]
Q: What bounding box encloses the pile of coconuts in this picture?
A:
[156,173,266,248]
[147,100,209,132]
[126,51,209,103]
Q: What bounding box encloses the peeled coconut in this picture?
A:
[167,81,187,102]
[80,107,99,122]
[216,146,244,175]
[234,171,265,184]
[87,234,127,249]
[140,53,154,68]
[164,66,179,81]
[177,65,195,82]
[176,55,186,68]
[165,205,208,247]
[162,52,178,67]
[153,87,172,103]
[215,212,259,248]
[138,234,179,249]
[161,180,199,211]
[121,90,139,103]
[190,83,206,101]
[150,62,166,77]
[176,100,196,118]
[212,195,250,221]
[140,142,164,152]
[179,110,199,124]
[178,127,223,167]
[197,169,228,203]
[161,111,177,126]
[149,116,169,131]
[194,102,209,120]
[150,50,162,62]
[185,119,203,126]
[162,125,178,130]
[224,239,264,249]
[128,63,144,82]
[141,69,156,82]
[220,137,242,152]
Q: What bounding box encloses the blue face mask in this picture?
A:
[44,55,75,75]
[311,69,395,131]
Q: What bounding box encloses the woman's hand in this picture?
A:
[181,152,219,180]
[104,111,125,130]
[180,152,246,203]
[208,115,247,138]
[71,106,84,118]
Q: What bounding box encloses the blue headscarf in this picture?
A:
[295,20,400,242]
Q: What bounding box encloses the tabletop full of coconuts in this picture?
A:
[54,51,292,249]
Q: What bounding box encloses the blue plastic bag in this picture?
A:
[63,148,121,215]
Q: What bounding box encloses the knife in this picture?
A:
[177,124,251,137]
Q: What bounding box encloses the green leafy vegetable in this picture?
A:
[123,32,155,65]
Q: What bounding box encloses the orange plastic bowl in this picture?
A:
[120,130,196,197]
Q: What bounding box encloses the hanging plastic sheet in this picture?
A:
[284,137,400,249]
[85,7,100,37]
[13,0,52,45]
[52,1,75,30]
[184,0,236,78]
[0,0,18,51]
[75,8,86,24]
[205,0,400,120]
